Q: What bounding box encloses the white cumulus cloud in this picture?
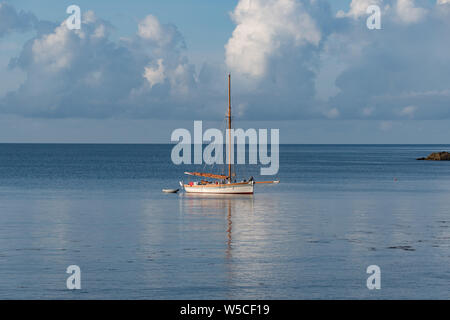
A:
[225,0,321,78]
[31,23,74,71]
[138,15,164,41]
[1,10,200,118]
[144,58,165,88]
[395,0,427,24]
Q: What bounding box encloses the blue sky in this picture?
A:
[0,0,449,143]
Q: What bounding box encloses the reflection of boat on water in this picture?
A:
[179,194,282,292]
[179,194,255,259]
[180,193,254,214]
[179,194,255,236]
[180,74,279,195]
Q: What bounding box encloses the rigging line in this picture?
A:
[199,116,228,177]
[222,115,227,176]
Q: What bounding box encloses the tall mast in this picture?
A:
[228,74,232,181]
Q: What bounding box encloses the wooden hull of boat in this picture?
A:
[183,182,254,194]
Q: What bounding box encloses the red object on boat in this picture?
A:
[189,182,193,186]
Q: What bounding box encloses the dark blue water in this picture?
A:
[0,144,449,299]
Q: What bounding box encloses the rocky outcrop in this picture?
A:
[417,152,450,161]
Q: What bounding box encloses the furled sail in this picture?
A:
[184,172,229,180]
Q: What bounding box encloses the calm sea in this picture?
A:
[0,144,449,299]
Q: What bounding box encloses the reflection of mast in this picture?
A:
[226,199,232,260]
[179,194,255,292]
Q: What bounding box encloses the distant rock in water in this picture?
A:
[417,152,450,161]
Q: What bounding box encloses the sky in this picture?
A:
[0,0,449,143]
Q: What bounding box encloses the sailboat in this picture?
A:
[180,74,279,194]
